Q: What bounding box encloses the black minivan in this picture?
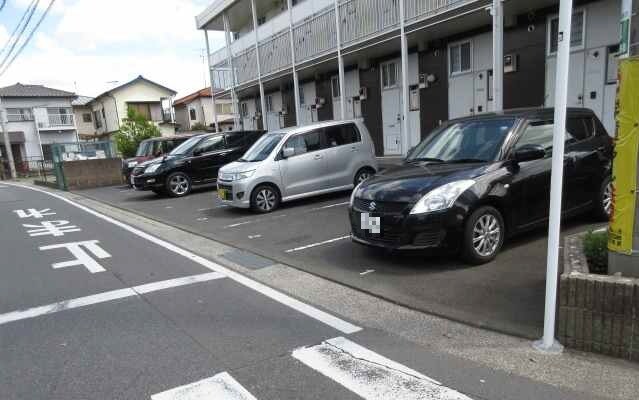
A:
[132,130,264,197]
[349,108,612,264]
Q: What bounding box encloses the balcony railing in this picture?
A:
[6,113,33,122]
[210,0,476,90]
[38,113,74,129]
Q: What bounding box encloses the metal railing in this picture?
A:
[405,0,468,22]
[234,47,259,85]
[293,7,337,62]
[46,113,75,127]
[339,0,399,45]
[258,30,292,76]
[6,113,33,122]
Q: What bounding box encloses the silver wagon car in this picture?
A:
[217,120,378,213]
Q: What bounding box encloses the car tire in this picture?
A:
[251,184,280,213]
[354,167,375,186]
[461,205,505,265]
[594,176,612,221]
[165,172,191,197]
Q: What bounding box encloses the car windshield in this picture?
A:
[238,133,285,162]
[135,141,153,157]
[168,136,201,155]
[408,118,516,163]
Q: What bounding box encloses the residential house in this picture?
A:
[72,95,96,139]
[89,75,177,138]
[0,83,78,171]
[173,87,235,131]
[198,0,622,156]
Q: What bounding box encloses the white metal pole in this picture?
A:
[0,98,17,179]
[287,0,301,126]
[534,0,573,354]
[334,0,346,120]
[399,0,410,155]
[223,13,240,130]
[250,0,268,130]
[204,30,220,132]
[492,0,504,111]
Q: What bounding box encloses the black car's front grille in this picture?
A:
[353,198,408,214]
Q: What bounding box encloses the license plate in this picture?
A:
[218,188,227,200]
[360,212,381,234]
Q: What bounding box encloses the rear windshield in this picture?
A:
[135,141,153,157]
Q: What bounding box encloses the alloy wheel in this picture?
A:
[357,170,372,184]
[255,188,276,211]
[602,181,612,217]
[169,175,189,196]
[472,214,501,257]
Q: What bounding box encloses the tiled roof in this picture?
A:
[0,83,76,98]
[93,75,177,100]
[173,87,226,106]
[72,95,94,106]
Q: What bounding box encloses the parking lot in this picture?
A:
[77,183,603,339]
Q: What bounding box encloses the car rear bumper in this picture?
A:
[348,205,464,250]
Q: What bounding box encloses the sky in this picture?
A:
[0,0,226,99]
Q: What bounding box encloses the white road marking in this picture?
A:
[14,208,56,219]
[225,214,287,228]
[284,235,350,253]
[360,269,375,276]
[310,201,350,211]
[40,240,110,273]
[292,337,474,400]
[0,272,225,326]
[151,372,257,400]
[248,234,262,239]
[165,206,173,209]
[4,183,361,334]
[196,217,208,222]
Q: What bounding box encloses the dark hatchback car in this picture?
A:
[350,108,613,264]
[132,130,265,197]
[122,135,195,184]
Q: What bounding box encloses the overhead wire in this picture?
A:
[0,0,40,67]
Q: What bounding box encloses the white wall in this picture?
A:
[332,69,360,120]
[73,105,95,137]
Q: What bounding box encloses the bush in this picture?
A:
[190,122,207,131]
[583,231,608,274]
[114,109,160,158]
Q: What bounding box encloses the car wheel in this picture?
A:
[251,184,280,213]
[165,172,191,197]
[461,206,505,265]
[594,176,612,221]
[354,167,375,186]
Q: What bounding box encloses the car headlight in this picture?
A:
[409,180,475,215]
[350,181,364,207]
[221,170,256,181]
[144,164,162,174]
[127,161,138,168]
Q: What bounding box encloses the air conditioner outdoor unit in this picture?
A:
[315,97,325,108]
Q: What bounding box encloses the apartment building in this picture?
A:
[173,87,235,131]
[197,0,623,157]
[89,75,178,138]
[0,83,78,169]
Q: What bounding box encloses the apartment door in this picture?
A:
[299,82,317,126]
[582,47,607,118]
[265,93,282,132]
[380,60,402,155]
[545,52,585,107]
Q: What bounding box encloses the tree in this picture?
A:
[114,108,161,158]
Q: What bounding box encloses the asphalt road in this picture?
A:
[75,183,604,339]
[0,183,610,399]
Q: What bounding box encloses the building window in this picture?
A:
[548,10,585,55]
[299,86,305,105]
[240,102,248,117]
[606,44,620,84]
[94,110,102,129]
[82,113,92,123]
[233,32,240,40]
[189,108,197,121]
[266,95,274,112]
[449,41,472,75]
[381,62,398,89]
[215,103,232,114]
[41,144,53,161]
[257,16,266,25]
[128,103,152,120]
[331,76,340,98]
[6,108,33,122]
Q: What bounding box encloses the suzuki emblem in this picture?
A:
[369,201,377,211]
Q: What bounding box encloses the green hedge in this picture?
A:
[583,231,608,274]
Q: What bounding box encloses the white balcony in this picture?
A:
[208,0,478,90]
[38,113,75,130]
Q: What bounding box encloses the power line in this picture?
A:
[0,0,40,69]
[0,0,55,77]
[0,0,7,12]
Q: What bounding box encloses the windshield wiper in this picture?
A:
[407,157,444,163]
[448,158,487,163]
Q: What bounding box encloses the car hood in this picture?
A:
[138,155,169,168]
[219,161,263,174]
[355,162,491,203]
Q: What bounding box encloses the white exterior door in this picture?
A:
[582,47,606,118]
[381,60,402,155]
[298,82,317,126]
[545,52,585,107]
[266,92,282,131]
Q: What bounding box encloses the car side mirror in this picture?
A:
[282,147,295,158]
[192,148,202,157]
[514,144,545,163]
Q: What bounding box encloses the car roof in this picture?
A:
[446,107,596,124]
[266,120,361,137]
[141,134,198,143]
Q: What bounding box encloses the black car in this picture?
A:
[131,130,265,197]
[349,108,613,264]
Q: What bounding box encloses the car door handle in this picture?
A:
[350,146,358,152]
[314,154,323,160]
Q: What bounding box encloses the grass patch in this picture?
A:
[583,230,608,274]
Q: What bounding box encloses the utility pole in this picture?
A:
[0,97,17,180]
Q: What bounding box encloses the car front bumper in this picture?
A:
[349,203,465,250]
[132,173,165,191]
[216,179,252,208]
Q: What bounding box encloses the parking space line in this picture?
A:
[5,183,361,334]
[310,201,350,211]
[151,371,258,400]
[284,235,350,253]
[292,336,473,400]
[0,272,225,326]
[225,214,288,228]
